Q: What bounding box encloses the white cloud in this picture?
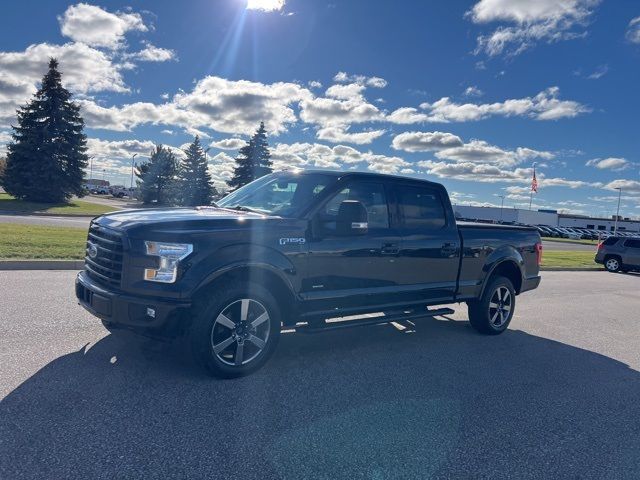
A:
[332,72,388,88]
[58,3,148,49]
[271,142,409,174]
[587,64,608,80]
[316,126,385,145]
[391,131,464,152]
[468,0,601,56]
[308,80,323,88]
[246,0,286,12]
[386,107,430,124]
[586,157,630,171]
[464,86,484,97]
[604,179,640,194]
[127,43,176,62]
[80,76,313,135]
[0,42,131,126]
[407,87,589,123]
[0,42,128,94]
[210,138,246,150]
[419,160,533,183]
[434,140,554,167]
[627,17,640,44]
[87,137,156,161]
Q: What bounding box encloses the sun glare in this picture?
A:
[246,0,285,12]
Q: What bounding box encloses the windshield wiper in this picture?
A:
[227,205,270,215]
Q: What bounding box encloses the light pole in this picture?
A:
[498,195,505,223]
[130,153,138,189]
[614,187,622,234]
[102,169,106,182]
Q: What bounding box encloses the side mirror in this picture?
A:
[336,200,368,236]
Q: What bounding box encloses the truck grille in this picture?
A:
[85,224,124,288]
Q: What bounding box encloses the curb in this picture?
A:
[0,260,84,270]
[540,267,602,271]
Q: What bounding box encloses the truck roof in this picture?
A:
[280,169,443,187]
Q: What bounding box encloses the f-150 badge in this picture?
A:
[279,237,306,246]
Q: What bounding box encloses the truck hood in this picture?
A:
[94,206,273,231]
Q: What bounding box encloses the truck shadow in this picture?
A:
[1,317,640,479]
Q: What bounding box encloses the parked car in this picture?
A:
[109,185,134,198]
[76,170,542,378]
[595,236,640,272]
[557,227,582,240]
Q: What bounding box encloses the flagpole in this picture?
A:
[529,162,537,210]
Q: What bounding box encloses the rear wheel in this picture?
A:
[605,256,621,273]
[467,276,515,335]
[189,281,281,378]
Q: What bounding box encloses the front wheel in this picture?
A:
[467,276,515,335]
[189,281,281,378]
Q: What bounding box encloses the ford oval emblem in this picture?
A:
[87,242,98,259]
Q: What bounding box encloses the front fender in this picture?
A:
[190,243,297,295]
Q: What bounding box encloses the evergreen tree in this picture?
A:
[136,145,179,206]
[4,58,88,203]
[177,136,217,206]
[228,122,273,189]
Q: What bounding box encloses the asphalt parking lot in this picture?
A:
[1,270,639,479]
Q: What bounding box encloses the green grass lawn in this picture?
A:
[0,224,87,259]
[0,223,604,267]
[541,250,600,269]
[543,237,599,246]
[0,193,114,216]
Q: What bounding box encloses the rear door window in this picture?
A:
[396,185,446,230]
[322,181,390,230]
[603,237,619,246]
[624,239,640,249]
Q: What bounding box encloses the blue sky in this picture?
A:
[1,0,639,216]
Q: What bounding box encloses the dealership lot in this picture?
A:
[1,270,639,479]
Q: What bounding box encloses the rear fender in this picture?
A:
[479,245,525,297]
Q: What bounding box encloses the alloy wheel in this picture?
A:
[488,286,512,328]
[210,298,271,366]
[605,258,619,272]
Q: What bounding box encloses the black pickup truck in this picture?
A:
[76,170,541,377]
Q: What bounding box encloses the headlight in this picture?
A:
[144,241,193,283]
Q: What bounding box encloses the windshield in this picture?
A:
[217,172,336,216]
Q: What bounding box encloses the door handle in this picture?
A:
[441,243,458,257]
[381,243,399,255]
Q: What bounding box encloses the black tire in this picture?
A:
[189,281,281,378]
[604,256,621,273]
[467,276,516,335]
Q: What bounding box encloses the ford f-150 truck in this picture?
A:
[76,170,542,377]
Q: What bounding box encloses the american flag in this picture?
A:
[531,166,538,193]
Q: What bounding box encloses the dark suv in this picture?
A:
[595,236,640,272]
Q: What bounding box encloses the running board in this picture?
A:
[296,307,455,334]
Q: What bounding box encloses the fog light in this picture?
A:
[146,307,156,318]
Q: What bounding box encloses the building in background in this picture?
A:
[453,205,640,233]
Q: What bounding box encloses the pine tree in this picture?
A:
[136,145,179,206]
[177,136,217,206]
[228,122,273,189]
[4,58,88,203]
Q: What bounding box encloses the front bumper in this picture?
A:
[76,270,191,335]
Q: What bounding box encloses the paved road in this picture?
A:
[542,239,597,251]
[1,271,639,479]
[79,194,140,209]
[0,214,93,228]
